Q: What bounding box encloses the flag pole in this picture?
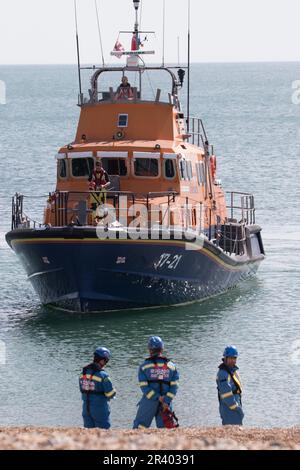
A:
[187,0,191,133]
[74,0,83,101]
[162,0,166,67]
[95,0,105,68]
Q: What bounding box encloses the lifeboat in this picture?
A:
[5,1,265,313]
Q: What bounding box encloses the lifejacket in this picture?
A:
[80,363,106,415]
[92,169,108,188]
[117,86,134,100]
[145,356,171,386]
[80,363,105,395]
[210,155,217,181]
[217,363,242,403]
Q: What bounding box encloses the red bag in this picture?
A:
[160,407,179,429]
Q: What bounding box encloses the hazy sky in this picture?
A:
[0,0,300,64]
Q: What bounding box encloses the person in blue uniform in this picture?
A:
[79,347,116,429]
[216,345,244,426]
[133,336,179,429]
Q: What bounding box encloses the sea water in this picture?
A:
[0,63,300,428]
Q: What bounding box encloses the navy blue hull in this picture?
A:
[6,228,264,312]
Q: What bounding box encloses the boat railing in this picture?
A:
[11,191,248,256]
[53,190,204,233]
[11,194,44,230]
[226,191,256,225]
[53,190,247,255]
[187,117,214,154]
[210,191,256,257]
[187,117,204,147]
[79,65,180,106]
[12,190,208,236]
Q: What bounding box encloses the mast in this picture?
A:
[187,0,191,133]
[133,0,140,46]
[162,0,166,67]
[74,0,83,100]
[95,0,105,67]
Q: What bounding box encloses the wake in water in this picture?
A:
[0,232,8,250]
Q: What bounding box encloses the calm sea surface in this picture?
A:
[0,63,300,428]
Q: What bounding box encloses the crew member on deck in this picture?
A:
[90,161,110,190]
[116,76,134,100]
[79,347,116,429]
[133,336,179,429]
[216,345,244,426]
[89,161,110,205]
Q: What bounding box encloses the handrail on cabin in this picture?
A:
[10,190,253,256]
[226,191,256,225]
[88,66,180,103]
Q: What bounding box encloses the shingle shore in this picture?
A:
[0,427,300,450]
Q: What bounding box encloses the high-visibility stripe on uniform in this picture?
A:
[92,376,103,383]
[142,363,155,370]
[166,392,175,399]
[221,391,233,399]
[139,381,148,387]
[170,381,178,386]
[229,403,238,410]
[105,389,116,398]
[146,390,155,399]
[138,424,147,429]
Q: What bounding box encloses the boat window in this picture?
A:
[179,160,188,180]
[164,159,176,179]
[186,161,193,180]
[72,158,94,178]
[101,158,127,176]
[58,159,67,179]
[196,162,205,185]
[118,114,128,128]
[134,158,159,177]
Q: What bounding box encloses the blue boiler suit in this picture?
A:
[79,363,116,429]
[133,356,179,429]
[216,363,244,425]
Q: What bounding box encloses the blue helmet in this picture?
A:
[148,336,164,351]
[94,347,111,361]
[223,345,238,358]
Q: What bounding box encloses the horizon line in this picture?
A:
[1,59,300,67]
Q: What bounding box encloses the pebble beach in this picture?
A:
[1,427,300,450]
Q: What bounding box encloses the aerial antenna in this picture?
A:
[94,0,105,67]
[162,0,166,66]
[139,0,143,29]
[187,0,191,133]
[74,0,82,99]
[133,0,140,31]
[177,36,180,66]
[111,1,155,60]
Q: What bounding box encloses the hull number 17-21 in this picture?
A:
[154,253,183,270]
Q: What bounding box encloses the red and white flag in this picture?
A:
[113,40,125,58]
